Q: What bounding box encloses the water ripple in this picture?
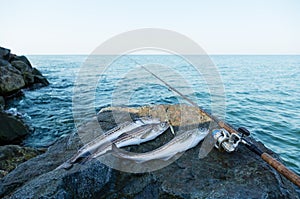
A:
[6,55,299,176]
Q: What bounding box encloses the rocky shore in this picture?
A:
[0,106,299,198]
[0,47,299,198]
[0,46,49,179]
[0,47,49,101]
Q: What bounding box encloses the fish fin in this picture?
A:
[162,156,173,161]
[169,124,175,136]
[140,130,152,139]
[135,118,145,125]
[111,144,126,159]
[116,132,128,139]
[133,159,147,164]
[198,132,215,159]
[162,152,183,161]
[112,143,122,153]
[179,137,190,143]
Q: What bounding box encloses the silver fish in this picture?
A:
[112,128,209,163]
[56,117,162,170]
[88,121,170,159]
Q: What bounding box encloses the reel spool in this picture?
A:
[212,127,250,153]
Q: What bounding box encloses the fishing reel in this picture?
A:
[212,127,250,153]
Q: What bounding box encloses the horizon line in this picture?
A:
[26,53,300,56]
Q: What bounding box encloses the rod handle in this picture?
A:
[261,153,300,188]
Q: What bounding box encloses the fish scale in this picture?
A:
[70,118,161,163]
[89,122,170,159]
[112,128,209,163]
[55,117,165,170]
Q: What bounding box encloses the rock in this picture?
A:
[99,104,211,126]
[30,68,50,87]
[0,112,30,145]
[10,56,32,68]
[0,64,25,96]
[9,60,49,87]
[0,145,42,178]
[11,61,32,73]
[0,47,10,61]
[31,68,42,76]
[10,61,35,86]
[0,134,111,198]
[23,72,35,85]
[0,96,4,110]
[33,74,50,86]
[0,106,299,198]
[0,47,49,96]
[0,59,9,66]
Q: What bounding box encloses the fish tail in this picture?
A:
[111,143,121,155]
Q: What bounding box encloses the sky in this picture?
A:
[0,0,300,55]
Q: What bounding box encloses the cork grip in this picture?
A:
[261,153,300,188]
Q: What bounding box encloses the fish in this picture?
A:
[87,121,170,159]
[55,117,162,170]
[112,128,209,163]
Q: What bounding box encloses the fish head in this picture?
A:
[141,121,170,140]
[156,121,170,132]
[181,128,209,149]
[194,128,209,141]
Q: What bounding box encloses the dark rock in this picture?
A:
[9,57,49,87]
[7,160,110,199]
[0,64,25,96]
[33,74,50,86]
[0,112,30,145]
[0,47,10,61]
[0,145,42,178]
[0,107,299,198]
[0,59,9,66]
[30,68,50,87]
[10,61,35,86]
[10,56,32,68]
[31,68,42,76]
[2,90,24,100]
[0,96,4,109]
[0,134,111,198]
[23,66,50,87]
[23,72,35,85]
[8,53,16,62]
[0,47,49,96]
[11,61,32,73]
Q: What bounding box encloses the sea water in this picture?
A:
[6,55,300,179]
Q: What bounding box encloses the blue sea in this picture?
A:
[7,55,300,179]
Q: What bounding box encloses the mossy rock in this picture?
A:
[0,145,42,178]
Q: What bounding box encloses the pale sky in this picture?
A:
[0,0,299,55]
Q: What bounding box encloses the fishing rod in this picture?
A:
[129,58,300,188]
